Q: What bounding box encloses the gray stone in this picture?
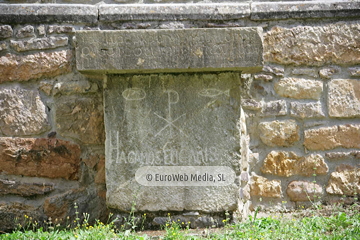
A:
[0,87,50,136]
[241,99,262,111]
[15,25,35,39]
[251,1,360,20]
[287,181,323,202]
[0,41,7,51]
[75,28,263,74]
[52,73,99,95]
[0,25,12,39]
[292,68,318,78]
[0,179,54,197]
[37,25,46,36]
[10,37,68,52]
[319,67,339,79]
[262,65,284,77]
[48,25,75,34]
[349,67,360,77]
[0,4,98,24]
[254,73,273,81]
[99,3,250,21]
[105,73,241,212]
[260,100,287,116]
[290,102,325,119]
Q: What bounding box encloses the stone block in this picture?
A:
[0,179,54,197]
[0,87,50,136]
[241,99,262,111]
[262,65,284,77]
[0,137,81,180]
[0,25,12,39]
[304,124,360,151]
[287,181,323,202]
[325,151,360,161]
[326,165,360,196]
[260,100,287,116]
[264,23,360,66]
[0,203,41,232]
[328,79,360,118]
[0,50,72,82]
[275,78,323,100]
[290,102,325,119]
[319,67,338,79]
[52,73,99,95]
[349,67,360,77]
[48,25,75,34]
[15,25,35,39]
[254,73,273,81]
[55,95,104,145]
[76,28,263,74]
[298,154,328,177]
[292,68,318,78]
[258,120,299,147]
[0,41,8,51]
[250,174,282,198]
[105,73,241,212]
[10,37,68,52]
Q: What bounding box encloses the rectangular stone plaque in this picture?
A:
[105,73,242,212]
[76,28,263,74]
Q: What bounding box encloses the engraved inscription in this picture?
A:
[122,88,146,101]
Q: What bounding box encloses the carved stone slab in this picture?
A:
[76,28,263,74]
[104,73,241,212]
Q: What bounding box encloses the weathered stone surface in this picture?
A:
[0,87,50,136]
[275,78,323,100]
[258,120,299,147]
[260,100,287,116]
[250,174,282,198]
[105,73,241,212]
[52,73,98,95]
[264,23,360,66]
[349,67,360,77]
[76,28,263,74]
[0,25,12,39]
[0,4,98,24]
[261,151,328,177]
[99,3,250,21]
[0,50,72,82]
[252,1,360,20]
[254,73,273,81]
[0,137,81,180]
[15,25,35,38]
[328,79,360,118]
[290,102,325,119]
[0,41,8,51]
[48,25,75,34]
[319,67,338,79]
[292,68,318,78]
[287,181,323,202]
[326,165,360,196]
[10,37,68,52]
[262,65,284,77]
[325,151,360,161]
[0,202,41,232]
[95,156,106,184]
[0,179,54,197]
[55,95,104,145]
[37,25,46,36]
[304,124,360,151]
[241,99,262,111]
[261,151,301,177]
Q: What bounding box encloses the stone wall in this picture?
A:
[0,0,360,231]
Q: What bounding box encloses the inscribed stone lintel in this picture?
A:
[75,27,263,74]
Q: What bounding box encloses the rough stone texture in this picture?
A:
[252,1,360,20]
[95,156,106,184]
[52,73,99,96]
[260,100,287,116]
[262,65,284,77]
[0,87,50,136]
[325,151,360,161]
[292,68,318,78]
[250,174,282,198]
[48,25,75,34]
[275,78,323,100]
[290,102,325,119]
[0,137,81,180]
[261,151,301,177]
[326,165,360,196]
[319,67,338,79]
[10,37,68,52]
[287,181,323,202]
[328,79,360,118]
[0,25,12,39]
[55,94,104,145]
[0,4,98,23]
[105,73,241,212]
[254,73,273,81]
[264,23,360,66]
[0,41,8,51]
[304,124,360,151]
[37,25,46,36]
[15,25,35,39]
[0,179,54,197]
[76,28,263,74]
[241,99,262,111]
[99,3,250,21]
[258,120,299,147]
[261,151,328,177]
[349,67,360,77]
[0,50,72,82]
